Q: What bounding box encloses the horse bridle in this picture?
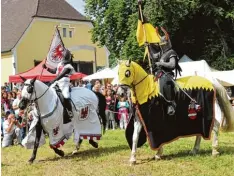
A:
[118,74,149,95]
[23,82,50,103]
[22,81,54,120]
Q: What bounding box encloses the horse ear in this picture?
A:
[30,76,37,84]
[19,75,26,82]
[125,59,132,67]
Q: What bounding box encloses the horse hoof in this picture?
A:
[28,160,33,164]
[155,155,162,160]
[189,150,198,155]
[57,150,65,157]
[129,160,136,166]
[212,150,220,157]
[72,150,78,155]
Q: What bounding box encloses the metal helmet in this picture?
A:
[62,49,73,64]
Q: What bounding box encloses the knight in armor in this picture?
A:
[148,27,182,115]
[43,49,75,118]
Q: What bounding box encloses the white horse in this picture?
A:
[19,76,106,163]
[117,60,234,165]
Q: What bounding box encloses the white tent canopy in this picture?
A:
[178,60,212,78]
[179,55,193,63]
[83,59,234,86]
[111,65,119,85]
[211,70,234,87]
[178,60,234,86]
[82,68,117,81]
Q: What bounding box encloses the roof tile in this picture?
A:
[1,0,88,52]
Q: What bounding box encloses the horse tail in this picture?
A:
[94,91,107,134]
[214,83,234,132]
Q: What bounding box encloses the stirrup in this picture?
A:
[167,101,176,116]
[167,105,175,116]
[67,110,73,118]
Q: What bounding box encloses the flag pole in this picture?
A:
[39,61,45,80]
[39,26,60,80]
[138,1,153,74]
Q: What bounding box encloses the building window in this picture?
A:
[69,31,73,38]
[73,61,93,75]
[63,28,67,37]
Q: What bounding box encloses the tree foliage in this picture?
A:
[84,0,234,70]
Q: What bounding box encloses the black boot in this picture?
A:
[64,98,73,118]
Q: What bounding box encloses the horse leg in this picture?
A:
[130,117,142,166]
[72,138,83,155]
[28,120,42,164]
[52,148,65,157]
[89,139,98,148]
[155,147,164,160]
[212,119,220,156]
[190,136,202,155]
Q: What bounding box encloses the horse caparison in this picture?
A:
[19,77,106,163]
[117,60,234,165]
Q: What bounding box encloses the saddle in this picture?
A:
[53,85,72,124]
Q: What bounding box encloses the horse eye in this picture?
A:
[125,70,131,78]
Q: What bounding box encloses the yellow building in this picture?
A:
[1,0,110,85]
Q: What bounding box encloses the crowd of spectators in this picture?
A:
[1,79,131,148]
[76,79,131,130]
[1,82,28,148]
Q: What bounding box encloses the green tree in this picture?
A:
[85,0,234,70]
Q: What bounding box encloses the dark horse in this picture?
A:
[117,60,234,165]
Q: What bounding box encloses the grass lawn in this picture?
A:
[1,130,234,176]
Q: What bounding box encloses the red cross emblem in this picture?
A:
[51,44,64,62]
[80,106,89,119]
[53,126,60,136]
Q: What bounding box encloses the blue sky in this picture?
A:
[66,0,85,15]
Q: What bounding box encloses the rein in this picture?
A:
[119,75,149,89]
[23,83,58,120]
[133,74,148,87]
[34,86,50,101]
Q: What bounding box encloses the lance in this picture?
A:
[138,0,153,74]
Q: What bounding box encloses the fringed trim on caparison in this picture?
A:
[135,89,216,151]
[176,76,214,91]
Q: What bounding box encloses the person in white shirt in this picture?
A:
[2,114,23,148]
[12,91,22,117]
[12,91,27,143]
